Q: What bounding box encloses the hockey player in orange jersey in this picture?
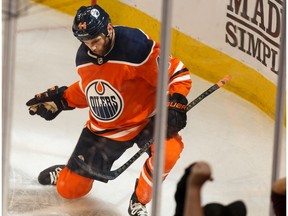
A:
[26,4,192,216]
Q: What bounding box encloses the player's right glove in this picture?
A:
[26,86,75,121]
[167,93,188,138]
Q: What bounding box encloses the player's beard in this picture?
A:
[91,36,111,57]
[102,34,113,56]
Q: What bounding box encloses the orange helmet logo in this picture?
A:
[78,22,87,30]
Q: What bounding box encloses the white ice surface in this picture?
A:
[8,2,286,216]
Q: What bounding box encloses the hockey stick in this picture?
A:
[78,75,232,181]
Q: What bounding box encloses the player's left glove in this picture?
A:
[26,86,75,121]
[167,93,188,138]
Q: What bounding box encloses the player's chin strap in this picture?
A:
[70,75,232,181]
[103,28,114,56]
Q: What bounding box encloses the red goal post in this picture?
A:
[91,0,97,5]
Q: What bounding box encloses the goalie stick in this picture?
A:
[75,75,232,181]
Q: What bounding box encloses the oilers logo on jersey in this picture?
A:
[86,80,123,122]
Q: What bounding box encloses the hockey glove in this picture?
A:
[167,93,188,138]
[26,86,74,121]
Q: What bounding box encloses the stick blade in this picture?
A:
[217,75,232,87]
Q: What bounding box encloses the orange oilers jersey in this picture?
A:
[63,26,192,141]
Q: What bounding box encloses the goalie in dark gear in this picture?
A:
[26,4,192,216]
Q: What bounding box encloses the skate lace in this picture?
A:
[49,167,62,185]
[130,200,147,216]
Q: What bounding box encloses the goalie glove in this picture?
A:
[167,93,188,138]
[26,86,75,121]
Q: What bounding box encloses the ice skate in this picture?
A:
[128,192,148,216]
[38,164,65,185]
